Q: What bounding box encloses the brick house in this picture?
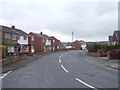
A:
[29,32,52,53]
[12,26,30,54]
[56,39,62,50]
[0,25,18,56]
[50,36,62,51]
[39,32,52,52]
[71,40,82,50]
[0,25,31,56]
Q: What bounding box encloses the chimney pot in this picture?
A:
[40,32,42,34]
[11,25,15,29]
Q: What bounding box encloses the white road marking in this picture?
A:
[61,64,69,73]
[75,78,98,90]
[59,58,61,63]
[0,71,12,79]
[59,56,61,59]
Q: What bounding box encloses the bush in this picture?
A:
[87,44,101,52]
[100,44,120,52]
[87,44,120,52]
[0,45,7,59]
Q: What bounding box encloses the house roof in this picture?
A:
[0,25,28,36]
[14,29,28,36]
[31,32,49,39]
[73,40,85,44]
[0,25,18,34]
[112,30,120,42]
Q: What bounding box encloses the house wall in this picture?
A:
[29,33,41,53]
[81,43,86,50]
[28,36,35,53]
[2,33,17,44]
[72,42,81,50]
[51,39,56,51]
[0,32,2,45]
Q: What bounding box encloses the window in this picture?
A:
[5,33,10,39]
[18,36,20,40]
[25,46,28,51]
[31,37,34,41]
[8,46,14,52]
[48,39,51,42]
[53,39,55,42]
[31,45,34,49]
[24,36,27,40]
[12,34,16,40]
[43,39,46,42]
[44,46,46,49]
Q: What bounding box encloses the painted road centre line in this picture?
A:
[61,64,69,73]
[75,78,98,90]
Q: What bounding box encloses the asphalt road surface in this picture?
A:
[2,50,118,88]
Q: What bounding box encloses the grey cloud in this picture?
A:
[0,0,118,42]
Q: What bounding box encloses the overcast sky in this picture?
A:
[0,0,119,42]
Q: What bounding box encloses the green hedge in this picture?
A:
[87,44,120,52]
[100,44,120,52]
[87,44,101,52]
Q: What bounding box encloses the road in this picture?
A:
[2,50,118,88]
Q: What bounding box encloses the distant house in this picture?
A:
[56,39,62,50]
[40,32,52,52]
[71,40,81,50]
[50,36,62,51]
[29,32,52,53]
[108,30,120,45]
[72,40,86,50]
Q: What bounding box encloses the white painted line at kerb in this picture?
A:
[0,71,12,79]
[61,64,69,73]
[75,78,98,90]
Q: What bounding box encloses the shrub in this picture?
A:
[87,44,101,52]
[100,44,120,52]
[0,45,7,59]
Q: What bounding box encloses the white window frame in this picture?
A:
[43,39,46,42]
[31,37,34,41]
[5,33,10,39]
[12,34,16,40]
[53,39,55,42]
[25,46,28,51]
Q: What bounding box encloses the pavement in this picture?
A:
[2,55,40,73]
[1,50,119,88]
[86,52,119,70]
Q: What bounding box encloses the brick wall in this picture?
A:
[107,50,120,60]
[0,55,27,66]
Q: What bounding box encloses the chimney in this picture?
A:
[11,25,15,29]
[40,32,42,35]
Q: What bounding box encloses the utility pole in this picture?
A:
[72,31,74,42]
